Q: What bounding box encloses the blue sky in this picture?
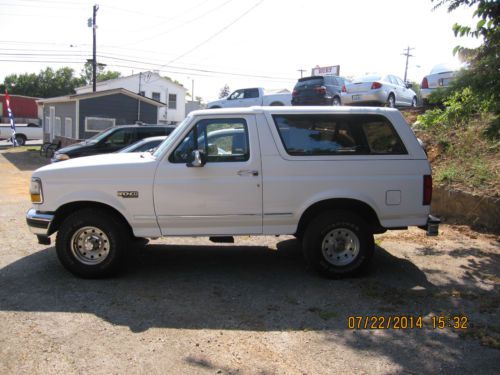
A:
[0,0,480,100]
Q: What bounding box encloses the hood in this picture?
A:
[35,152,155,175]
[207,98,225,107]
[56,141,93,155]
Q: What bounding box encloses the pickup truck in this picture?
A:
[26,106,438,278]
[207,87,291,109]
[0,123,43,145]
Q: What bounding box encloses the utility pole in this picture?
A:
[401,46,414,83]
[297,69,306,78]
[92,4,99,92]
[137,72,142,122]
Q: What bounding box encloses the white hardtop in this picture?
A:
[190,105,401,117]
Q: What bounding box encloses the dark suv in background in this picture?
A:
[51,124,176,162]
[291,75,347,106]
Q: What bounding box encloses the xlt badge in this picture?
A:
[117,191,139,198]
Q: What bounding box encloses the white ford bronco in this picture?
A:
[26,107,438,278]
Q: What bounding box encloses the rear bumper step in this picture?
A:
[419,215,440,236]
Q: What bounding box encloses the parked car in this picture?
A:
[27,106,438,279]
[342,74,417,108]
[291,75,348,106]
[421,65,457,104]
[207,87,291,108]
[119,136,167,153]
[0,123,42,145]
[51,124,176,162]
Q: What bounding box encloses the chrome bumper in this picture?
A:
[26,208,54,236]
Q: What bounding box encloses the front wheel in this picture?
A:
[56,208,129,278]
[302,210,374,278]
[411,96,418,107]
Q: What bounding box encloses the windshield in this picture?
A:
[354,75,382,83]
[152,116,192,158]
[85,127,115,144]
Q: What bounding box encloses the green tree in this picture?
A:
[218,84,231,99]
[80,62,121,85]
[431,0,499,136]
[1,67,85,98]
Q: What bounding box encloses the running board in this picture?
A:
[209,236,234,243]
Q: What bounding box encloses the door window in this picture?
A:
[228,90,244,100]
[102,128,134,148]
[244,89,259,98]
[170,118,249,163]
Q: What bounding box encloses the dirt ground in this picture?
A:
[0,145,499,375]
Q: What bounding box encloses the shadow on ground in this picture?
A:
[1,239,499,373]
[1,148,49,171]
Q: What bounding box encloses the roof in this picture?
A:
[0,94,41,100]
[75,71,187,92]
[36,88,165,106]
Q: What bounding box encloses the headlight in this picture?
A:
[30,177,43,203]
[54,153,70,161]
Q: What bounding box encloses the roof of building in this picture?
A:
[0,94,41,100]
[36,88,166,106]
[75,71,187,92]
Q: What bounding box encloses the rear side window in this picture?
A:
[244,89,259,98]
[137,127,170,138]
[272,114,407,156]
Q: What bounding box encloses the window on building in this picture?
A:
[54,117,62,136]
[168,94,177,109]
[64,118,72,138]
[85,117,116,132]
[152,92,161,101]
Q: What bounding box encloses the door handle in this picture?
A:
[237,170,259,176]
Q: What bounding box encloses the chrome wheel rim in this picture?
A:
[321,228,360,266]
[388,97,395,107]
[70,226,110,265]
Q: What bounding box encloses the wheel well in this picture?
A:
[209,106,221,109]
[270,102,284,106]
[16,133,27,139]
[295,198,384,237]
[48,201,133,236]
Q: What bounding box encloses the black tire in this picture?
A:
[15,134,26,146]
[270,102,284,106]
[302,210,374,278]
[56,208,129,278]
[209,106,221,109]
[386,94,396,108]
[411,96,418,107]
[332,96,341,106]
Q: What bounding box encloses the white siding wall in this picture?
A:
[75,73,186,124]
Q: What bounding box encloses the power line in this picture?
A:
[117,0,235,47]
[161,0,265,68]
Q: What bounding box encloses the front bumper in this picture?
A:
[26,208,54,236]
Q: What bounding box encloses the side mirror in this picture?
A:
[406,82,413,89]
[187,149,206,167]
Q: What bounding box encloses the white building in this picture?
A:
[75,71,187,124]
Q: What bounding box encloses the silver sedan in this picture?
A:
[341,74,417,107]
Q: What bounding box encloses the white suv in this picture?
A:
[26,106,438,278]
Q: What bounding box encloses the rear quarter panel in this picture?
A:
[257,110,431,234]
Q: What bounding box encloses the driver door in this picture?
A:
[153,115,263,235]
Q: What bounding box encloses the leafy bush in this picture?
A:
[417,87,486,128]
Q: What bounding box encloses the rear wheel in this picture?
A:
[56,208,129,278]
[332,96,341,106]
[302,210,374,278]
[386,94,396,108]
[270,102,284,106]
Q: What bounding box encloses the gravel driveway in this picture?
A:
[0,147,498,374]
